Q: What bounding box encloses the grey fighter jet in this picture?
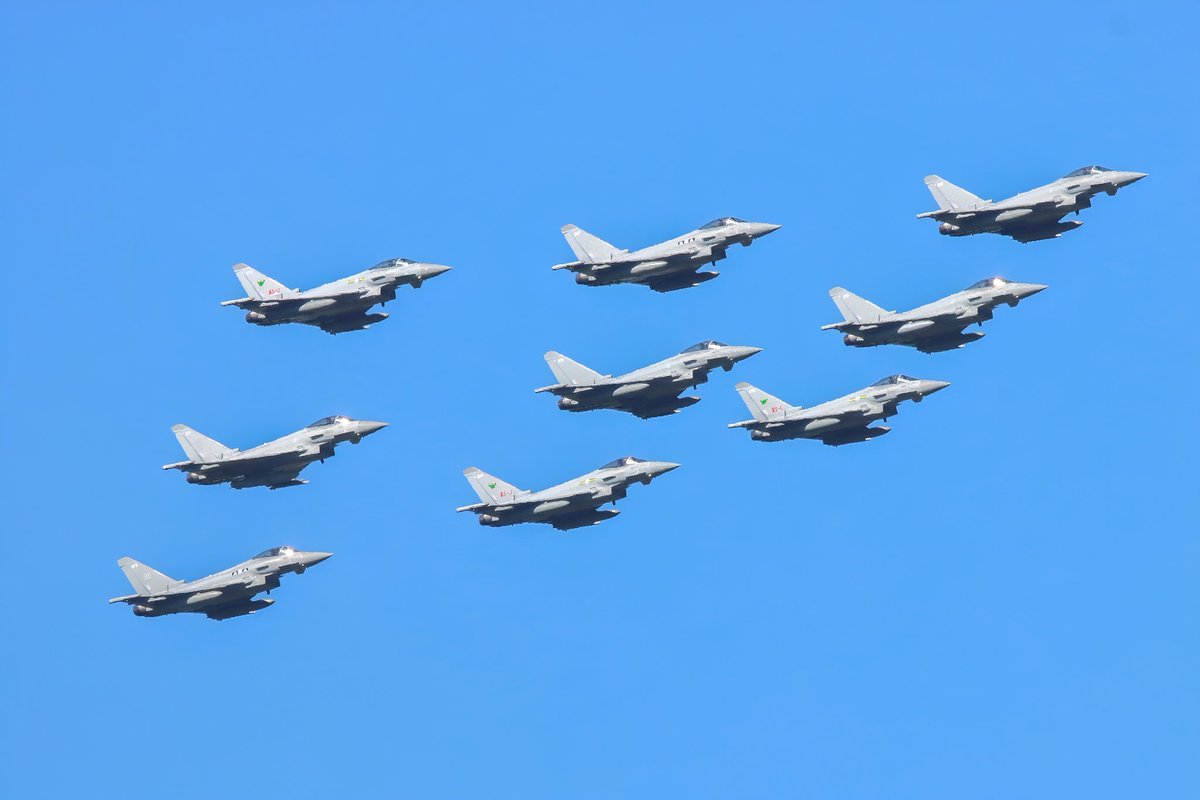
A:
[917,166,1146,242]
[552,217,781,292]
[162,415,388,489]
[728,376,949,446]
[535,340,762,418]
[822,277,1047,353]
[221,258,452,333]
[455,457,680,531]
[109,546,332,621]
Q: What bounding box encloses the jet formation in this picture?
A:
[552,217,780,292]
[822,277,1047,353]
[917,165,1146,243]
[109,546,332,620]
[456,457,680,530]
[119,162,1149,619]
[535,340,762,418]
[162,415,388,490]
[728,375,949,445]
[222,258,452,334]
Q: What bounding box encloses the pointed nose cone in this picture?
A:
[1016,282,1049,298]
[729,345,763,363]
[922,380,951,395]
[1117,171,1148,187]
[301,551,333,567]
[752,222,782,237]
[357,420,389,437]
[423,263,453,278]
[651,461,681,476]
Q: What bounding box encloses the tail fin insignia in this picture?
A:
[233,263,296,301]
[735,382,795,421]
[463,467,525,504]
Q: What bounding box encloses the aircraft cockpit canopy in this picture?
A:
[254,546,296,559]
[965,277,1010,290]
[1063,165,1112,178]
[600,456,648,469]
[369,258,414,270]
[307,415,351,428]
[870,375,918,387]
[681,340,727,353]
[698,217,746,230]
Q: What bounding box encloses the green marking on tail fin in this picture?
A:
[256,279,265,287]
[760,398,768,405]
[488,482,497,489]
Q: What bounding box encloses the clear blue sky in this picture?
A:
[1,3,1196,798]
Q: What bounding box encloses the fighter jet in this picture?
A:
[917,166,1146,243]
[552,217,781,292]
[162,415,388,489]
[535,340,762,419]
[221,258,452,333]
[821,277,1048,353]
[455,457,680,531]
[728,376,949,446]
[109,546,332,621]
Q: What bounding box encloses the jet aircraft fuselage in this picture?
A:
[456,457,680,530]
[535,340,762,418]
[162,415,388,490]
[109,546,333,620]
[222,258,452,333]
[822,277,1047,353]
[917,166,1146,243]
[729,376,950,445]
[552,217,780,292]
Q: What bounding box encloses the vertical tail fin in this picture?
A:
[171,424,233,463]
[829,287,888,323]
[118,557,179,596]
[560,224,624,263]
[544,351,605,386]
[233,263,297,300]
[924,175,987,211]
[462,467,525,504]
[735,382,796,422]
